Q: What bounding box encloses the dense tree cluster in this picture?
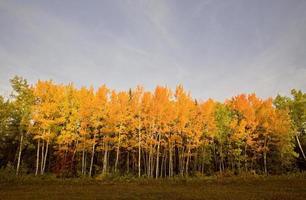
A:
[0,76,305,177]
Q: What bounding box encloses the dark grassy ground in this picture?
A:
[1,176,306,200]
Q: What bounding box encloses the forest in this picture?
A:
[0,76,305,178]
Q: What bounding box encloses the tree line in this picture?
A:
[0,76,305,178]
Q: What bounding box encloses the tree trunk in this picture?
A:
[102,143,108,174]
[82,143,85,175]
[169,144,173,177]
[155,132,161,179]
[42,140,49,174]
[237,144,241,174]
[71,140,78,175]
[179,146,185,176]
[148,144,152,177]
[126,151,130,173]
[219,143,224,173]
[263,136,268,174]
[84,152,88,175]
[185,146,191,176]
[138,116,141,177]
[16,132,24,176]
[201,147,205,174]
[296,134,306,162]
[213,143,217,171]
[143,151,147,175]
[40,140,44,175]
[35,139,40,176]
[193,150,198,172]
[151,149,155,177]
[244,144,248,172]
[160,150,164,177]
[115,131,121,173]
[263,151,267,174]
[63,148,68,176]
[42,130,51,174]
[89,134,96,177]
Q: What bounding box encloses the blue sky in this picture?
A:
[0,0,305,101]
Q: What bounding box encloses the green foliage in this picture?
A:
[0,76,305,179]
[274,90,306,168]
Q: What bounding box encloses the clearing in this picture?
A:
[0,176,306,200]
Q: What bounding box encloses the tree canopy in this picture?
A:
[0,76,305,177]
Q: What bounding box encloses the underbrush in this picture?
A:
[1,166,306,185]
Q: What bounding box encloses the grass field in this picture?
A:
[1,176,306,200]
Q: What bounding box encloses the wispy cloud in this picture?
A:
[0,0,305,100]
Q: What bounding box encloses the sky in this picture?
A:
[0,0,305,101]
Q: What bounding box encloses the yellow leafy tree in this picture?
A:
[77,86,95,175]
[32,80,65,175]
